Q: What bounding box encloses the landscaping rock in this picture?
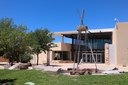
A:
[27,63,32,66]
[8,63,21,70]
[67,68,76,71]
[18,63,29,70]
[24,82,35,85]
[79,71,85,75]
[112,67,119,70]
[70,69,85,75]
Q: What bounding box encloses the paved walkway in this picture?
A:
[0,65,4,69]
[33,63,128,72]
[1,62,128,73]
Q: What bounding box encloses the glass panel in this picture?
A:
[87,55,90,62]
[90,54,92,63]
[82,53,104,63]
[74,38,112,50]
[93,54,97,62]
[97,54,101,63]
[54,52,61,60]
[54,51,69,60]
[83,54,86,62]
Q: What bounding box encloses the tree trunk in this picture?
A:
[37,54,39,65]
[10,61,13,66]
[47,51,50,66]
[9,56,14,66]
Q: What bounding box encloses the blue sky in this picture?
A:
[0,0,128,42]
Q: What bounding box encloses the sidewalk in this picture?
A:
[0,65,4,69]
[33,63,128,72]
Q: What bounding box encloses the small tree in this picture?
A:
[29,28,54,65]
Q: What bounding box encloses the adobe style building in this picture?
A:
[32,22,128,67]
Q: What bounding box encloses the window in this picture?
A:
[82,53,104,63]
[53,51,69,60]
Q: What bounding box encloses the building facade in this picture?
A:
[32,22,128,67]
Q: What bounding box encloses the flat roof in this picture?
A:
[53,28,113,36]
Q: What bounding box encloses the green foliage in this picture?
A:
[0,18,31,65]
[0,18,14,51]
[0,17,54,65]
[29,28,54,65]
[20,53,32,63]
[30,28,53,53]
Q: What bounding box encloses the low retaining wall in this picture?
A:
[0,57,8,62]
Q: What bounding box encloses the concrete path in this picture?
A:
[33,63,128,72]
[0,65,4,69]
[34,65,61,72]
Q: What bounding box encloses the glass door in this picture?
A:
[82,53,103,63]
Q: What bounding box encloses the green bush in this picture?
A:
[20,53,32,63]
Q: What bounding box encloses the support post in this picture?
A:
[47,50,50,66]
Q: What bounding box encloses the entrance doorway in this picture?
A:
[81,53,104,63]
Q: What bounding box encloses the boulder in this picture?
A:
[18,63,28,70]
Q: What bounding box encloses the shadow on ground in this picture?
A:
[0,78,17,85]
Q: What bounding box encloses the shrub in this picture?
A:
[20,53,32,63]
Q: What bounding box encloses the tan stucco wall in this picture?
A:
[51,42,72,61]
[51,42,62,51]
[31,51,53,65]
[105,43,109,65]
[113,22,128,66]
[112,26,117,65]
[31,42,71,64]
[51,42,71,51]
[61,43,71,51]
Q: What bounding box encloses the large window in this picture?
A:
[53,51,69,60]
[81,53,104,63]
[84,39,111,49]
[74,38,111,50]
